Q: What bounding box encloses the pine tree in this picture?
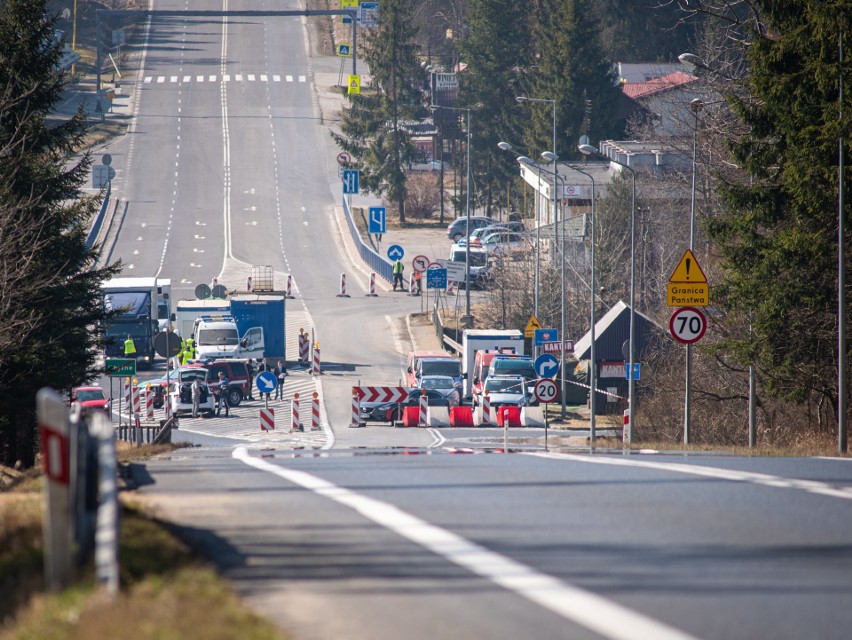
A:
[523,0,622,160]
[706,1,851,413]
[332,0,423,223]
[457,0,530,214]
[0,0,119,467]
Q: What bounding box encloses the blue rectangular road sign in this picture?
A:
[342,169,359,194]
[624,363,641,380]
[534,328,559,346]
[369,207,387,234]
[426,268,447,290]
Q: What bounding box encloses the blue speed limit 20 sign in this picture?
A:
[669,307,707,344]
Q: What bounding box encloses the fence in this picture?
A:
[86,182,111,249]
[341,196,394,283]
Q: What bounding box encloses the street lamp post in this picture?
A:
[561,161,597,445]
[685,98,703,444]
[518,156,543,321]
[433,105,473,324]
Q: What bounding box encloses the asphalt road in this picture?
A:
[99,3,852,639]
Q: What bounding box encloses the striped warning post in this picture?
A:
[131,382,141,416]
[291,393,302,432]
[260,407,275,432]
[336,272,350,297]
[246,275,252,291]
[481,393,492,426]
[312,343,321,376]
[164,386,172,421]
[298,330,309,363]
[286,273,295,299]
[350,393,362,427]
[409,272,418,296]
[419,390,428,427]
[366,272,378,297]
[623,409,631,443]
[311,392,321,431]
[124,378,131,419]
[145,384,154,420]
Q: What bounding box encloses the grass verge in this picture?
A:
[0,445,288,640]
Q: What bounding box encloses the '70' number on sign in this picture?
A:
[669,307,707,344]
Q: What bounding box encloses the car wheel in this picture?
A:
[228,388,243,406]
[453,232,463,242]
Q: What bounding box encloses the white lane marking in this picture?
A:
[223,74,231,82]
[273,74,281,82]
[232,447,699,640]
[298,75,306,82]
[260,74,268,82]
[235,73,243,81]
[170,75,178,82]
[156,76,164,83]
[209,74,217,82]
[286,74,293,82]
[427,428,446,448]
[197,75,204,82]
[386,315,406,356]
[525,453,852,501]
[247,74,256,81]
[144,76,152,83]
[183,75,190,82]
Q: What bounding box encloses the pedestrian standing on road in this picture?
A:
[216,371,230,417]
[191,377,201,418]
[393,259,405,291]
[273,360,286,400]
[246,358,255,400]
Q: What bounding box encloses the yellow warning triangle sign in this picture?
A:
[668,249,707,283]
[524,315,542,338]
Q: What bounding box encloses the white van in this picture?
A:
[193,315,264,361]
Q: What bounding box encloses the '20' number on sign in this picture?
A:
[669,307,707,344]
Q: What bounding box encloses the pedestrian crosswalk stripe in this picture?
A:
[235,73,243,81]
[144,77,152,83]
[208,75,216,82]
[273,74,281,82]
[141,73,308,87]
[223,74,231,82]
[183,75,190,82]
[248,74,256,81]
[286,75,293,82]
[299,75,306,82]
[196,75,203,82]
[170,75,178,82]
[157,76,164,83]
[260,74,268,82]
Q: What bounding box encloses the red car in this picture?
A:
[71,386,111,413]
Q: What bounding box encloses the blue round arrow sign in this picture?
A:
[256,371,278,394]
[534,353,560,379]
[387,244,405,261]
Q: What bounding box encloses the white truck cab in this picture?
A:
[192,314,264,360]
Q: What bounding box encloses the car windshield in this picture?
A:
[421,377,454,390]
[492,359,536,378]
[76,389,105,402]
[197,328,239,346]
[180,369,208,383]
[421,360,461,377]
[485,378,525,393]
[451,250,487,266]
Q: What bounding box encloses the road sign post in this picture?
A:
[669,307,707,344]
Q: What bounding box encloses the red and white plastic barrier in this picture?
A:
[145,385,154,420]
[298,330,309,363]
[337,272,350,297]
[481,393,492,425]
[291,393,302,432]
[260,407,275,431]
[311,392,321,431]
[312,343,321,376]
[366,272,377,297]
[131,382,140,416]
[123,378,131,418]
[419,390,428,427]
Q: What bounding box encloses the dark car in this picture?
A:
[447,216,496,242]
[185,360,250,406]
[360,389,452,423]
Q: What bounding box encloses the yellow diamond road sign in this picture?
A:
[347,74,361,95]
[524,315,542,338]
[667,249,709,307]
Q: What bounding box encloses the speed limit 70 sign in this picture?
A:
[670,307,707,344]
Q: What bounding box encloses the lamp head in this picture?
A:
[541,151,558,162]
[497,141,513,152]
[515,96,527,103]
[678,52,702,68]
[578,144,597,156]
[517,155,534,166]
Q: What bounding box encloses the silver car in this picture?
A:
[418,375,461,406]
[478,375,529,408]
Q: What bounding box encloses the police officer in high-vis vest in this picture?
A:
[124,335,136,357]
[185,336,195,360]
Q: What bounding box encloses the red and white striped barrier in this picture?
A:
[481,393,492,425]
[164,387,172,421]
[419,390,428,427]
[312,343,321,376]
[291,393,302,432]
[131,382,140,416]
[353,386,409,403]
[260,408,275,432]
[350,393,362,427]
[145,385,154,420]
[123,378,131,418]
[311,392,321,431]
[337,272,350,297]
[366,272,378,297]
[286,273,295,298]
[409,272,418,296]
[298,330,309,363]
[246,275,252,291]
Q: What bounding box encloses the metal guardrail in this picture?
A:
[86,182,111,249]
[342,196,394,282]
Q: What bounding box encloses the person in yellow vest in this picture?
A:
[392,259,405,291]
[186,336,195,360]
[124,335,136,357]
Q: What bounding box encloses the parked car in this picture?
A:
[71,386,110,413]
[447,215,496,242]
[418,375,461,406]
[459,222,527,246]
[185,359,250,406]
[449,244,491,288]
[413,356,463,388]
[475,375,530,408]
[480,231,529,257]
[170,368,214,416]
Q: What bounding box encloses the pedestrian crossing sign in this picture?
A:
[337,44,352,57]
[524,315,542,338]
[347,75,361,95]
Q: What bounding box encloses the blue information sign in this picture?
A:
[387,244,404,261]
[426,268,447,290]
[342,169,359,194]
[369,206,387,234]
[624,363,641,380]
[256,371,278,394]
[534,328,559,346]
[534,353,560,379]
